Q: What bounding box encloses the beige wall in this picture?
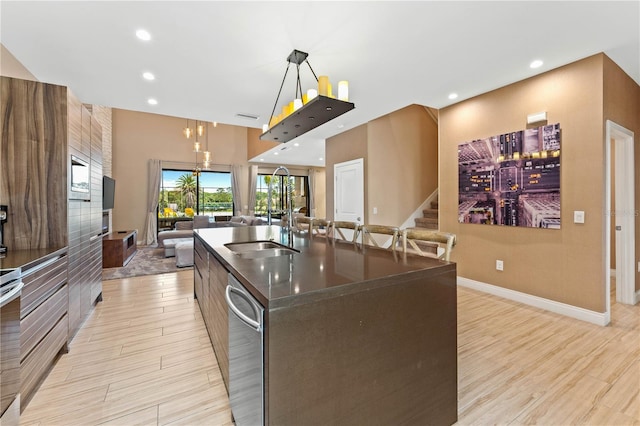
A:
[0,44,37,80]
[326,124,368,221]
[247,127,280,160]
[367,105,438,226]
[325,105,439,226]
[440,54,610,312]
[112,109,327,241]
[602,55,640,292]
[112,109,249,239]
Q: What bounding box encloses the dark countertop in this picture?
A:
[0,246,67,271]
[195,226,455,309]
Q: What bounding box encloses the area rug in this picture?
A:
[102,246,192,280]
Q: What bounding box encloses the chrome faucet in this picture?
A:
[267,166,293,229]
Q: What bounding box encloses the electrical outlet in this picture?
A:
[496,260,504,271]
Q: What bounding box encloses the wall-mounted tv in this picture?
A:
[103,176,116,210]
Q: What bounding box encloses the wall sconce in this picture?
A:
[527,111,547,124]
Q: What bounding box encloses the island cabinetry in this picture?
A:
[266,271,457,425]
[193,236,207,303]
[207,251,230,388]
[17,248,69,410]
[194,234,230,390]
[193,226,458,426]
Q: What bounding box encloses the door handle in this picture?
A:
[0,281,23,308]
[225,285,261,331]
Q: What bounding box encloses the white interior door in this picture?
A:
[606,120,636,311]
[334,158,364,240]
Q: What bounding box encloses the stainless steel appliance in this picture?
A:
[1,267,23,426]
[226,274,264,426]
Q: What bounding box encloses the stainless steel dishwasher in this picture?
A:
[226,273,264,426]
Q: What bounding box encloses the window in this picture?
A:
[255,174,309,217]
[158,169,233,220]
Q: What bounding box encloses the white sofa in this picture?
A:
[157,215,264,247]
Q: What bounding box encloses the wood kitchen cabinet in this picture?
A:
[194,235,229,391]
[17,248,69,410]
[1,76,104,413]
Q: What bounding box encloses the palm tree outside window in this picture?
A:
[158,169,233,228]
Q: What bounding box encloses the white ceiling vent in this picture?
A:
[236,112,260,120]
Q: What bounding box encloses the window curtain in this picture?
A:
[144,159,161,245]
[248,165,258,216]
[308,168,316,217]
[230,164,243,216]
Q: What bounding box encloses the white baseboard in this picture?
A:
[457,276,609,326]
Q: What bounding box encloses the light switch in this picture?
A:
[574,211,585,224]
[373,207,378,215]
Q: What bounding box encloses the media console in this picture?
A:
[102,230,137,268]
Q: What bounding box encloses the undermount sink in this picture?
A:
[225,241,298,259]
[225,241,282,252]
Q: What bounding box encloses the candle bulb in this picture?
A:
[318,76,329,96]
[338,81,349,101]
[307,89,318,101]
[293,99,303,111]
[262,124,269,133]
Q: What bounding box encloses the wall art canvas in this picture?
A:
[458,123,561,229]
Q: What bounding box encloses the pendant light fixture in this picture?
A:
[185,120,213,176]
[183,119,193,139]
[260,49,355,143]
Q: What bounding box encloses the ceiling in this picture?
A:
[2,1,638,167]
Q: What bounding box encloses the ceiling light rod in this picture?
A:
[260,49,354,144]
[267,50,317,129]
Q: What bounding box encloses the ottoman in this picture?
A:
[164,238,192,257]
[175,240,194,267]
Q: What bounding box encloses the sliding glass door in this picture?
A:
[158,169,232,229]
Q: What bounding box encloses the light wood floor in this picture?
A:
[20,272,639,425]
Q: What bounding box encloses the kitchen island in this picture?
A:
[194,225,457,426]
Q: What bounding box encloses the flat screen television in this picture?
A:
[103,176,116,210]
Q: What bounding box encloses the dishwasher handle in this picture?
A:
[225,285,261,332]
[0,281,24,308]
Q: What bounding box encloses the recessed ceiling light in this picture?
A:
[136,29,151,41]
[274,152,279,156]
[260,159,264,162]
[142,72,155,81]
[294,142,299,147]
[448,93,458,100]
[147,98,158,105]
[319,157,323,161]
[530,59,543,69]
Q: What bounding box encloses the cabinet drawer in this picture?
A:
[20,314,68,407]
[21,285,68,361]
[21,255,68,319]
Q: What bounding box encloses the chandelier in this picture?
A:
[183,119,214,176]
[260,49,355,143]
